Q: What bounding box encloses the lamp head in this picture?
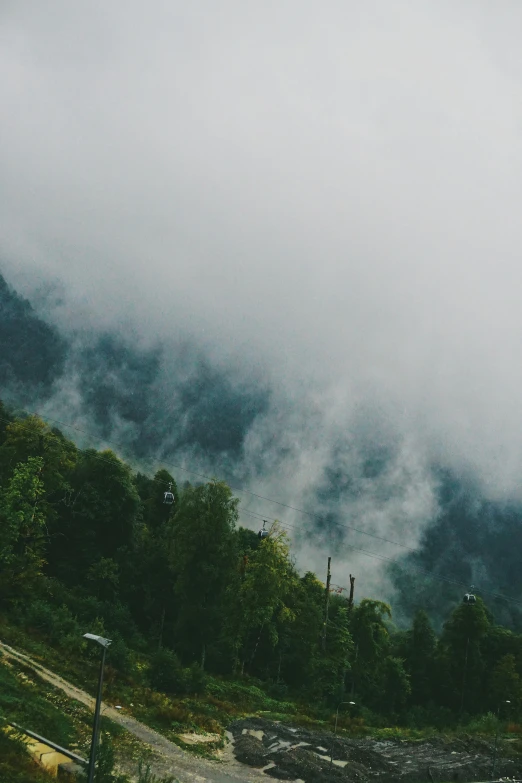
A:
[83,633,112,648]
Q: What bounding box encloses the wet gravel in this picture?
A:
[228,717,522,783]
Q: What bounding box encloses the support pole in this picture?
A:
[347,575,355,611]
[87,645,107,783]
[322,557,331,651]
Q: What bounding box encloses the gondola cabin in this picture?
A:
[163,483,175,505]
[463,592,476,604]
[258,520,269,540]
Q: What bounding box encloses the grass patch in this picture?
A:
[0,733,54,783]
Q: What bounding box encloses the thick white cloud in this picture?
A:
[3,1,522,595]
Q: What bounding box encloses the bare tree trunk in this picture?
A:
[322,557,331,651]
[158,606,165,650]
[201,643,206,671]
[248,623,265,672]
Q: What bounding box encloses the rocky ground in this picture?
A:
[4,639,522,783]
[228,717,522,783]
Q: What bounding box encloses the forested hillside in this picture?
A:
[3,269,522,636]
[1,404,522,733]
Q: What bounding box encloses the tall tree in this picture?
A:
[229,523,298,677]
[0,456,47,601]
[169,480,239,669]
[48,448,140,584]
[438,598,491,713]
[404,609,437,705]
[349,599,392,707]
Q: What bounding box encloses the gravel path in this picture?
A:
[0,639,271,783]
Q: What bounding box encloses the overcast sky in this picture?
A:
[2,1,522,593]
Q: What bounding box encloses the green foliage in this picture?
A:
[0,456,47,600]
[406,609,437,704]
[149,648,186,694]
[490,654,522,708]
[137,759,177,783]
[5,401,522,736]
[0,732,54,782]
[149,648,207,696]
[94,733,128,782]
[466,711,500,734]
[438,598,491,713]
[229,523,298,675]
[169,480,239,667]
[0,656,75,746]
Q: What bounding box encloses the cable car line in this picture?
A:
[239,514,522,607]
[4,410,522,608]
[0,409,421,555]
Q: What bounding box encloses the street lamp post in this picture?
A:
[330,701,356,768]
[84,633,112,783]
[492,699,511,779]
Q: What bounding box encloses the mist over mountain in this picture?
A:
[2,269,522,629]
[0,273,66,402]
[3,2,522,626]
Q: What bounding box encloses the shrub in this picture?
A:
[185,663,207,696]
[467,712,499,734]
[107,635,132,675]
[137,759,177,783]
[149,649,185,694]
[403,704,455,731]
[267,681,289,700]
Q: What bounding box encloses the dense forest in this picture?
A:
[4,270,522,639]
[1,402,522,734]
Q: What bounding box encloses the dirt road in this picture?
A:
[0,639,270,783]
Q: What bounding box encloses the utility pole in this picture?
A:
[347,574,355,611]
[322,557,331,651]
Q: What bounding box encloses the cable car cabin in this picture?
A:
[463,593,476,604]
[163,483,175,505]
[258,521,269,539]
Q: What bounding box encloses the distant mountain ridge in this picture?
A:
[2,269,522,630]
[0,273,66,402]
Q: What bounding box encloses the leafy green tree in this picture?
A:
[349,599,392,707]
[314,597,353,702]
[490,654,522,710]
[0,416,76,495]
[404,609,437,705]
[94,733,128,782]
[135,469,178,530]
[149,647,185,693]
[0,401,13,448]
[282,571,325,693]
[0,456,47,600]
[169,480,239,668]
[382,656,411,714]
[438,598,491,713]
[49,448,140,584]
[229,523,298,676]
[87,557,120,602]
